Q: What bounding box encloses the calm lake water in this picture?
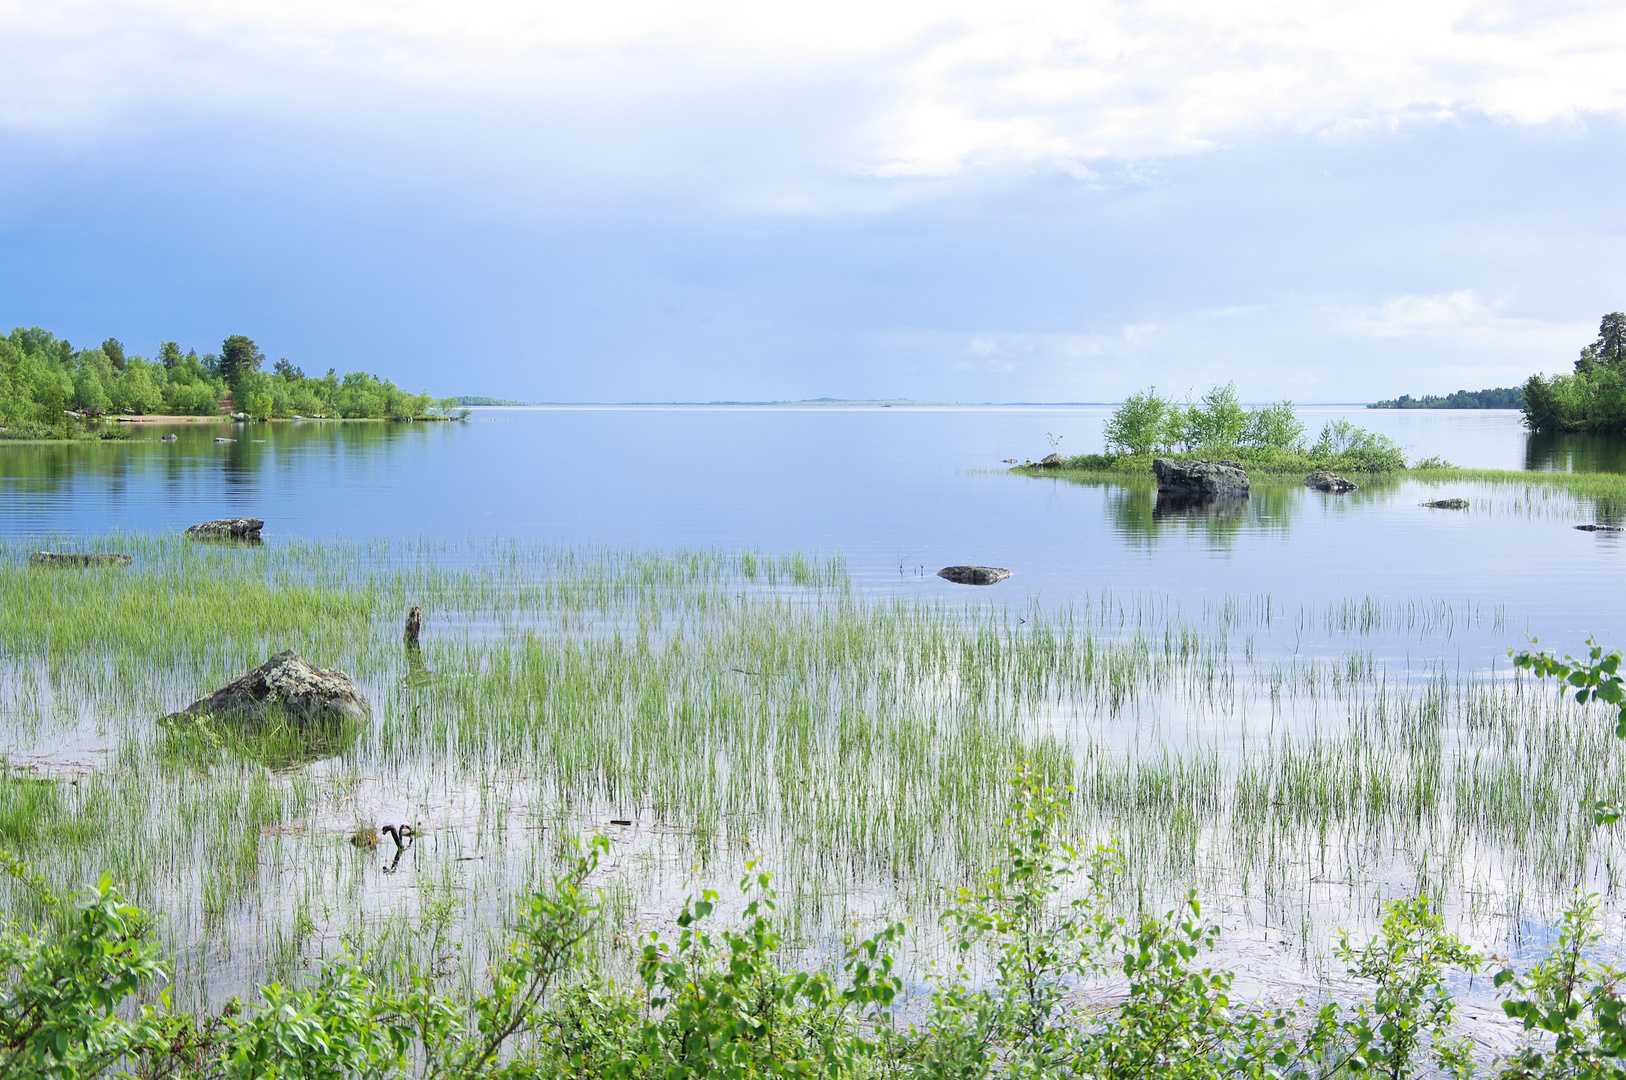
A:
[2,404,1621,665]
[6,405,1626,1028]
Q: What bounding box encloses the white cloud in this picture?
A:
[1341,290,1588,355]
[4,0,1625,179]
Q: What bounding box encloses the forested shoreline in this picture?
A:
[1369,386,1523,409]
[1521,313,1626,434]
[0,327,460,440]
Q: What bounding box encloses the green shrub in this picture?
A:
[18,760,1626,1079]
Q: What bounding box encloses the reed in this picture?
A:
[1,535,1622,1012]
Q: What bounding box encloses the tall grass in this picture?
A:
[1,536,1622,1012]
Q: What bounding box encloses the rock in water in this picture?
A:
[185,518,264,541]
[1304,471,1357,493]
[170,650,370,726]
[1422,498,1469,509]
[1037,453,1064,468]
[1576,524,1625,532]
[1152,458,1250,497]
[29,552,133,568]
[937,565,1012,586]
[160,433,178,442]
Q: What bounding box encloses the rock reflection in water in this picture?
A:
[1153,492,1250,520]
[160,709,360,770]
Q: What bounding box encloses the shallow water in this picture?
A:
[3,406,1621,663]
[5,406,1626,1045]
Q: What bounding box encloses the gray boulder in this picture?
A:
[1305,471,1357,493]
[160,433,178,442]
[1152,458,1249,497]
[30,552,133,568]
[937,565,1012,586]
[169,650,369,726]
[1037,453,1064,468]
[185,518,264,541]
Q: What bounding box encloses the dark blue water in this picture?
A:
[3,405,1622,663]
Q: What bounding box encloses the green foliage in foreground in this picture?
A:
[7,767,1626,1079]
[1515,639,1626,825]
[1088,386,1408,474]
[1521,313,1626,434]
[1369,387,1525,410]
[0,327,461,436]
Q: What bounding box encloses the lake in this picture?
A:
[4,404,1626,1029]
[3,404,1621,665]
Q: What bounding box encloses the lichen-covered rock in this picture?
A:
[169,650,370,726]
[1153,458,1250,497]
[937,565,1012,586]
[29,552,133,567]
[185,518,264,541]
[1304,471,1357,493]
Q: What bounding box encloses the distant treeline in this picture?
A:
[1522,313,1626,434]
[452,395,528,406]
[1369,387,1524,410]
[0,327,460,438]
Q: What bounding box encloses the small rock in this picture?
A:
[168,649,370,726]
[160,433,178,442]
[1305,471,1357,493]
[214,437,233,443]
[29,552,133,568]
[1153,458,1250,497]
[1001,458,1019,464]
[1037,453,1064,468]
[937,565,1012,586]
[185,518,264,541]
[1422,498,1469,510]
[1576,524,1625,532]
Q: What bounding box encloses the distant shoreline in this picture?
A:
[463,399,1416,408]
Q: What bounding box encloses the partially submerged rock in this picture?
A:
[1153,458,1249,497]
[168,649,370,726]
[185,518,264,541]
[1576,524,1625,532]
[29,552,133,568]
[160,433,178,442]
[937,565,1012,586]
[1305,471,1357,493]
[1422,498,1469,510]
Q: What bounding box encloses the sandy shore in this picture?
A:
[110,414,231,423]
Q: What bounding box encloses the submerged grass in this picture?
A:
[1,535,1623,1013]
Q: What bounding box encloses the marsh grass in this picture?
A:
[1,536,1623,1015]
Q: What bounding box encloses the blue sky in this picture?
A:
[3,0,1625,402]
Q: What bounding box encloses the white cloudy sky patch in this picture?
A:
[1,1,1623,399]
